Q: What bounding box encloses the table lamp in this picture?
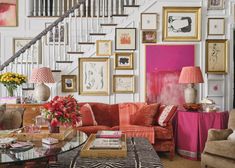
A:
[179,66,204,103]
[29,67,55,102]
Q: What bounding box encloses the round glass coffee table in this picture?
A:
[0,131,87,166]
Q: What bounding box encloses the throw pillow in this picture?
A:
[158,105,177,127]
[227,130,235,141]
[78,104,97,126]
[131,103,160,126]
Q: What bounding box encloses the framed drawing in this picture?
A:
[0,0,17,27]
[115,28,136,50]
[61,75,77,92]
[113,75,135,93]
[141,13,157,30]
[208,18,225,35]
[207,79,224,96]
[13,38,42,64]
[79,58,110,96]
[45,23,68,45]
[114,52,134,70]
[96,40,112,56]
[142,30,157,43]
[163,7,201,42]
[208,0,225,10]
[206,39,228,74]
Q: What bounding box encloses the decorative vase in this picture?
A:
[48,124,60,133]
[6,86,15,97]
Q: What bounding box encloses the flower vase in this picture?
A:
[48,124,60,133]
[6,86,15,97]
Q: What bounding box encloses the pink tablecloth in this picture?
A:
[175,111,229,160]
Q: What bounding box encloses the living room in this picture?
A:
[0,0,234,167]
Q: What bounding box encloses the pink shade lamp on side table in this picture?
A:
[29,67,55,102]
[179,66,204,104]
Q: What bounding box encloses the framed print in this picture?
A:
[142,30,157,43]
[206,39,228,74]
[208,18,225,35]
[79,58,110,96]
[141,13,157,30]
[115,28,136,50]
[163,7,201,42]
[96,40,112,56]
[113,75,135,93]
[61,75,77,92]
[45,23,68,45]
[0,0,17,27]
[13,38,42,64]
[114,52,134,70]
[207,79,224,96]
[208,0,225,10]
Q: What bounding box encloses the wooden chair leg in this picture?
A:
[169,147,175,161]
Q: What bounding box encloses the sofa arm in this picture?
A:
[207,128,233,141]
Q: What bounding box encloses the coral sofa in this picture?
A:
[77,102,177,160]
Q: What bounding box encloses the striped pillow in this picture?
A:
[78,104,97,126]
[158,105,177,127]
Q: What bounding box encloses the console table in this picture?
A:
[174,110,229,160]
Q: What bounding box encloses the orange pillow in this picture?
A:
[158,105,177,127]
[131,103,160,126]
[78,104,97,126]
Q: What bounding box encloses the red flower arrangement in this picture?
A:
[41,95,81,127]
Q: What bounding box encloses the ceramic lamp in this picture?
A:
[29,67,55,102]
[179,66,204,103]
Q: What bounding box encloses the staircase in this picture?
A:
[0,0,156,100]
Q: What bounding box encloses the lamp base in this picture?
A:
[34,83,50,102]
[184,84,197,104]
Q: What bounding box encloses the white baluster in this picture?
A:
[96,0,99,33]
[86,0,89,42]
[67,0,70,11]
[38,0,42,16]
[57,0,60,16]
[33,0,37,16]
[108,0,112,22]
[36,41,39,68]
[63,20,66,61]
[69,13,72,59]
[113,0,116,15]
[43,0,46,16]
[80,4,83,43]
[52,0,56,16]
[75,9,78,51]
[62,0,65,14]
[102,0,105,23]
[28,0,33,16]
[58,22,61,61]
[47,0,50,16]
[119,0,122,15]
[91,0,93,31]
[21,54,23,75]
[26,50,29,83]
[53,27,56,69]
[48,32,51,67]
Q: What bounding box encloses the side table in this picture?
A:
[174,110,229,160]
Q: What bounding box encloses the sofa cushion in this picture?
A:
[154,125,172,140]
[131,103,160,126]
[79,104,97,126]
[204,140,235,160]
[158,105,177,127]
[227,130,235,141]
[77,125,111,136]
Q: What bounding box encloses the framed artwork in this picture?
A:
[113,75,135,93]
[208,0,225,10]
[115,28,136,50]
[206,39,228,74]
[79,58,110,96]
[0,0,17,27]
[13,38,42,64]
[208,18,225,35]
[141,13,157,30]
[114,52,134,70]
[207,79,224,96]
[61,75,77,92]
[142,31,157,43]
[96,40,112,56]
[163,7,201,42]
[45,23,68,45]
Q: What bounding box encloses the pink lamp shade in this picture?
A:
[29,67,55,83]
[179,66,204,84]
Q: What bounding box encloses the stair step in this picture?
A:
[100,23,118,26]
[112,14,128,17]
[22,88,34,91]
[90,33,106,36]
[67,51,84,54]
[51,70,62,72]
[56,61,73,63]
[78,42,95,45]
[123,5,140,7]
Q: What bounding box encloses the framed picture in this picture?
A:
[79,58,110,96]
[208,18,225,35]
[142,30,157,43]
[208,0,225,10]
[113,75,135,93]
[13,38,42,64]
[207,79,224,96]
[61,75,77,92]
[114,52,134,70]
[0,0,17,27]
[163,7,201,42]
[45,23,68,45]
[206,39,228,74]
[96,40,112,56]
[115,28,136,50]
[141,13,157,30]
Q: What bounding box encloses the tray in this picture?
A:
[80,134,127,158]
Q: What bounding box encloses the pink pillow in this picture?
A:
[158,105,177,127]
[79,104,97,126]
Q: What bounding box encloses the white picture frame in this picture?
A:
[208,18,225,35]
[207,79,224,96]
[141,13,157,30]
[208,0,225,10]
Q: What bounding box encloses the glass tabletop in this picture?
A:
[0,131,87,164]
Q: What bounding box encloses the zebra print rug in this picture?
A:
[50,137,163,168]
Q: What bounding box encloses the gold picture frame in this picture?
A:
[96,40,112,56]
[162,7,201,42]
[61,75,77,92]
[113,75,135,93]
[206,39,228,74]
[142,30,157,43]
[114,52,134,70]
[79,58,110,96]
[207,18,225,36]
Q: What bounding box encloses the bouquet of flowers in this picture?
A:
[41,95,81,127]
[0,72,27,97]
